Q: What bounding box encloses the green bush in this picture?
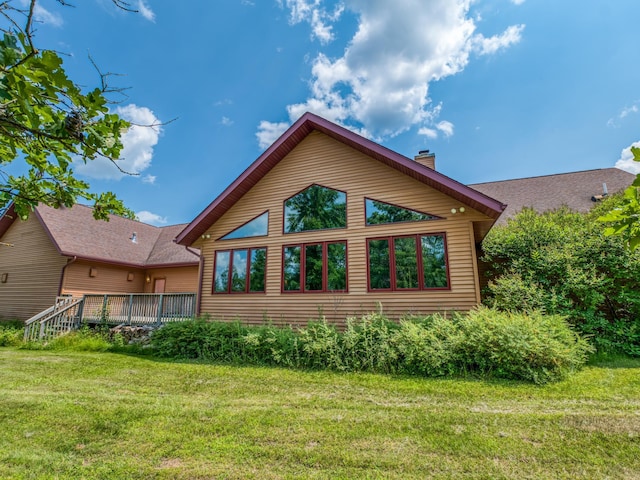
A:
[482,200,640,355]
[0,323,23,347]
[149,309,592,384]
[455,308,593,384]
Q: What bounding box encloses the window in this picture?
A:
[284,185,346,233]
[367,234,448,291]
[365,198,439,225]
[220,212,268,240]
[283,241,347,292]
[213,247,267,293]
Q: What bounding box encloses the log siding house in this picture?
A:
[176,112,506,326]
[0,204,199,321]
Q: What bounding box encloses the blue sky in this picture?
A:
[16,0,640,225]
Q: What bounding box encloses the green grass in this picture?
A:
[1,349,639,479]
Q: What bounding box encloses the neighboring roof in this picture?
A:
[0,203,199,267]
[176,112,506,246]
[469,167,636,224]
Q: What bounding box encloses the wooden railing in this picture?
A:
[24,293,197,341]
[80,293,197,325]
[24,296,84,342]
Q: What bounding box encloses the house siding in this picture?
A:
[196,131,490,327]
[143,266,199,293]
[61,260,145,296]
[0,216,67,320]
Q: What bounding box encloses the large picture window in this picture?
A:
[284,184,347,233]
[213,247,267,294]
[367,234,448,291]
[283,241,347,293]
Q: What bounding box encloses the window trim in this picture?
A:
[363,197,443,226]
[217,211,269,241]
[366,233,450,292]
[212,246,268,294]
[281,240,348,294]
[282,183,348,235]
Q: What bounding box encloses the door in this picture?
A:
[153,278,166,293]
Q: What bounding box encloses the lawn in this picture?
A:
[0,349,639,479]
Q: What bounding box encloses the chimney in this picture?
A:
[414,149,436,170]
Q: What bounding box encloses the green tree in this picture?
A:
[599,146,640,249]
[482,200,640,355]
[0,0,138,220]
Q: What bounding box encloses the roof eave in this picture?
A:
[176,112,506,246]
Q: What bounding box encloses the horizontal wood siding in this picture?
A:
[198,131,491,327]
[62,261,145,296]
[0,216,67,320]
[143,266,199,293]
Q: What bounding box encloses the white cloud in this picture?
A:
[18,0,63,27]
[511,0,525,4]
[142,174,156,184]
[221,116,234,126]
[256,121,290,149]
[607,103,639,127]
[615,141,640,175]
[136,210,168,226]
[471,24,525,55]
[75,104,162,180]
[262,0,524,144]
[279,0,344,44]
[137,0,156,22]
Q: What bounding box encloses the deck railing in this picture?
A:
[24,293,197,341]
[24,296,84,342]
[80,293,197,325]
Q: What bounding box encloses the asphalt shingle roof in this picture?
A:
[35,204,198,266]
[469,168,636,224]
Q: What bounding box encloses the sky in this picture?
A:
[8,0,640,226]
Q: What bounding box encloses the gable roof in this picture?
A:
[176,112,506,246]
[469,167,636,224]
[0,203,198,267]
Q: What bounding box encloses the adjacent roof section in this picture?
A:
[0,204,199,267]
[176,112,506,246]
[470,168,636,224]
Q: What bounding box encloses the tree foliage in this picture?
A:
[0,0,137,220]
[599,146,640,250]
[482,199,640,355]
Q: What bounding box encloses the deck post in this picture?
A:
[156,294,164,325]
[102,294,109,324]
[127,294,134,325]
[77,296,86,325]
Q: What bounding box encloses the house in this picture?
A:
[0,204,200,321]
[469,167,636,224]
[175,112,506,326]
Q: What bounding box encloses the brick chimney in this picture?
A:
[414,150,435,170]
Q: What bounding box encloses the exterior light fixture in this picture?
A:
[145,275,151,283]
[451,208,457,214]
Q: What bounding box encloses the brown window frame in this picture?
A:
[281,240,348,294]
[366,233,450,292]
[212,247,268,294]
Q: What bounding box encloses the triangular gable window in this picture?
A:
[365,198,441,225]
[220,212,269,240]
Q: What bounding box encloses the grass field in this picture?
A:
[1,349,639,479]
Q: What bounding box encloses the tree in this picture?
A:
[0,0,139,220]
[599,146,640,250]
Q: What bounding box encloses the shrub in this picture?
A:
[482,200,640,355]
[0,322,23,347]
[149,309,592,384]
[455,308,593,384]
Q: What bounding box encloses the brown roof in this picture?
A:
[1,204,198,267]
[469,168,636,224]
[176,112,506,246]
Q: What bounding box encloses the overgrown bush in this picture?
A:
[0,321,23,347]
[149,308,592,384]
[482,198,640,356]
